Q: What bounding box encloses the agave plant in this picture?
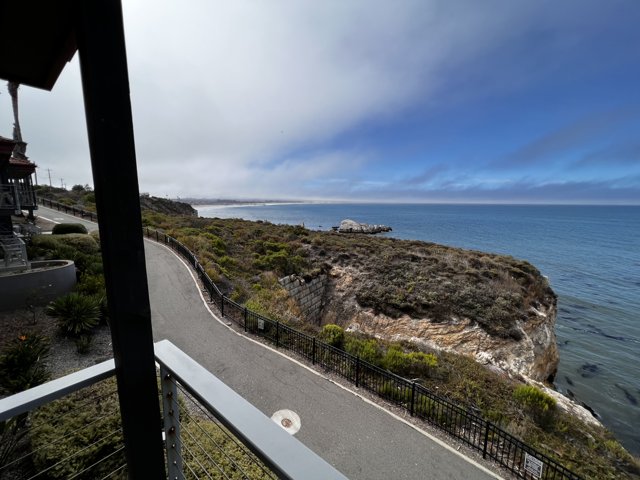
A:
[46,293,100,337]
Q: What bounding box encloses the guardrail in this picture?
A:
[38,197,582,480]
[38,197,98,222]
[0,340,345,480]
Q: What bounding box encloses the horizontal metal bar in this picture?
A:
[0,358,116,421]
[154,339,347,480]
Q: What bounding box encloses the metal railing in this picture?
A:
[37,197,583,479]
[38,197,98,222]
[0,340,346,480]
[0,359,125,479]
[1,183,37,212]
[0,230,29,270]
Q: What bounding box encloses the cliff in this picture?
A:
[139,194,197,216]
[308,237,560,384]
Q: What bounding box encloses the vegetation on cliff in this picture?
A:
[142,212,554,340]
[34,185,197,217]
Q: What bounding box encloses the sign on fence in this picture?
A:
[524,453,544,479]
[258,319,265,330]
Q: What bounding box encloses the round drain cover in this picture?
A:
[271,409,301,435]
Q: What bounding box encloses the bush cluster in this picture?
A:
[52,223,88,235]
[513,384,557,425]
[30,378,125,480]
[0,334,50,394]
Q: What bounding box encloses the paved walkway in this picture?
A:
[37,206,501,480]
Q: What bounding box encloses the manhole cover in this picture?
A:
[271,409,301,435]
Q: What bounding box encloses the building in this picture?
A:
[0,134,37,271]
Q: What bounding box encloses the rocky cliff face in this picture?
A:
[322,264,559,384]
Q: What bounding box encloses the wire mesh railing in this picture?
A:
[1,341,345,480]
[38,197,583,479]
[160,372,277,480]
[0,362,127,480]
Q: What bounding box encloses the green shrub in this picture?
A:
[52,223,88,235]
[75,274,106,297]
[0,334,50,394]
[513,384,556,425]
[74,335,93,354]
[381,344,439,378]
[383,344,409,373]
[46,293,100,337]
[344,336,383,366]
[406,351,438,376]
[182,418,273,480]
[51,233,98,254]
[30,378,125,480]
[320,324,344,349]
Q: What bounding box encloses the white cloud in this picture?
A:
[1,0,635,199]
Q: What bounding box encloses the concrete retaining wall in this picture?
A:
[0,260,76,311]
[279,274,326,323]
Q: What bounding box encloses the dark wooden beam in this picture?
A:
[74,1,166,477]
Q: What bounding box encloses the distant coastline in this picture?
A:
[182,198,309,207]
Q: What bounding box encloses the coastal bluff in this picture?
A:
[301,236,560,385]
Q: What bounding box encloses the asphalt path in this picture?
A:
[37,206,501,479]
[145,241,501,480]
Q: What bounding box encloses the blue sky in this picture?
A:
[1,0,639,203]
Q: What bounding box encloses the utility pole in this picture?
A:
[60,178,64,189]
[47,168,52,187]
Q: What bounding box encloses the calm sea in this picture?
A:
[198,203,640,454]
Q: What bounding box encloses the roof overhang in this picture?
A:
[0,0,77,90]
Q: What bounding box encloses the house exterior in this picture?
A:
[0,134,37,270]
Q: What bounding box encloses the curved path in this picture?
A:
[37,206,500,480]
[145,241,501,480]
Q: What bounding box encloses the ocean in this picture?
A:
[197,203,640,455]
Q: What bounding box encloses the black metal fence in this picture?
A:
[39,197,98,222]
[38,197,582,480]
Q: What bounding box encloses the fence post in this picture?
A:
[355,356,360,388]
[220,295,225,317]
[410,382,416,417]
[482,421,490,459]
[161,367,183,480]
[244,307,248,332]
[276,321,280,348]
[155,230,159,242]
[312,337,316,365]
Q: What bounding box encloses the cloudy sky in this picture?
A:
[1,0,639,203]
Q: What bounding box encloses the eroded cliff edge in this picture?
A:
[303,236,560,384]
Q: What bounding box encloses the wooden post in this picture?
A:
[75,1,166,477]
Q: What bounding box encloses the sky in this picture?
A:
[1,0,639,204]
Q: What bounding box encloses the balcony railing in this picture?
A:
[0,340,347,480]
[0,183,37,213]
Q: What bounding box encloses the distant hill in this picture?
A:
[35,185,197,217]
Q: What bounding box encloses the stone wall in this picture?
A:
[279,274,326,323]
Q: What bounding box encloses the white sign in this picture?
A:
[258,319,265,330]
[524,453,544,479]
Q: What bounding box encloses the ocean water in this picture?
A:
[197,203,640,454]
